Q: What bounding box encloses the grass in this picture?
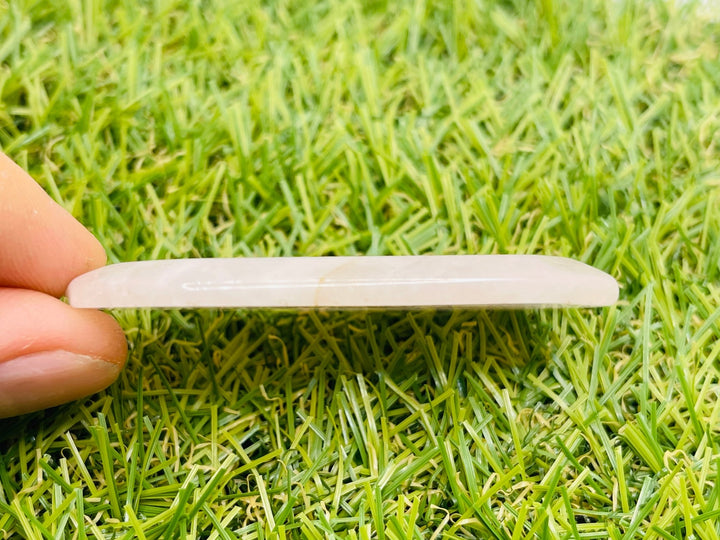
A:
[1,0,720,537]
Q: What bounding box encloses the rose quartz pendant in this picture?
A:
[66,255,619,309]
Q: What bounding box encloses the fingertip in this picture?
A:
[0,288,127,417]
[86,308,128,367]
[0,351,122,418]
[84,234,109,273]
[0,152,109,296]
[0,288,127,364]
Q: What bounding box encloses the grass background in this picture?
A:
[1,0,720,537]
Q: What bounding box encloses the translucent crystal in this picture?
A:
[66,255,619,309]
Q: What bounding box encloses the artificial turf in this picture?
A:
[1,0,720,537]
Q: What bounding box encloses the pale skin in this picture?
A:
[0,153,127,418]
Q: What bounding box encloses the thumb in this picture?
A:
[0,288,127,418]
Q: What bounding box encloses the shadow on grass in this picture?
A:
[130,308,556,410]
[0,308,554,446]
[0,308,595,538]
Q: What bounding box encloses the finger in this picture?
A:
[0,152,107,297]
[0,287,127,418]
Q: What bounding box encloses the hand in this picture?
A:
[0,153,127,418]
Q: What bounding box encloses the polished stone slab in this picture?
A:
[66,255,619,309]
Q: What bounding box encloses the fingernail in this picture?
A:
[0,350,120,418]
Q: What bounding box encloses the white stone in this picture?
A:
[66,255,619,309]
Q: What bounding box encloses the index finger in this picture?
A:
[0,153,107,297]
